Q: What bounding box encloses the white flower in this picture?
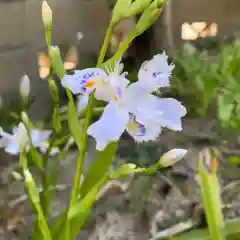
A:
[0,123,27,154]
[39,142,59,156]
[87,57,186,151]
[61,61,129,102]
[76,94,89,112]
[0,123,52,155]
[88,102,129,150]
[138,52,174,92]
[87,82,162,150]
[20,74,30,99]
[62,54,186,151]
[126,114,162,142]
[159,148,187,167]
[131,93,187,131]
[31,129,52,148]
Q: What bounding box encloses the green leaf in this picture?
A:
[52,107,62,133]
[50,211,68,240]
[67,91,82,150]
[198,150,225,240]
[227,156,240,165]
[163,219,240,240]
[53,176,107,240]
[68,187,98,219]
[80,142,118,197]
[29,147,44,169]
[110,163,137,179]
[23,169,52,240]
[217,95,234,124]
[49,46,65,79]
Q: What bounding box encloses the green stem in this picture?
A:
[64,22,115,240]
[68,23,115,205]
[97,23,114,67]
[102,31,136,68]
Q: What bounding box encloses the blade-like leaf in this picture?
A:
[80,142,118,197]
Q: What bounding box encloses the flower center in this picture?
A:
[127,115,146,136]
[85,80,95,89]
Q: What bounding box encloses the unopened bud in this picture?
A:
[136,0,164,36]
[20,74,30,99]
[49,46,65,79]
[127,0,152,17]
[157,148,187,168]
[23,169,33,183]
[21,112,29,125]
[42,1,52,28]
[23,169,40,204]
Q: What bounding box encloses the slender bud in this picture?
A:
[136,0,165,36]
[23,169,40,204]
[49,46,65,79]
[21,111,29,125]
[127,0,152,17]
[157,148,187,168]
[111,0,132,25]
[20,74,30,99]
[42,1,52,28]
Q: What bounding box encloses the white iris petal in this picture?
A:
[154,98,187,131]
[87,102,129,151]
[31,129,52,147]
[0,123,53,155]
[5,139,21,155]
[61,68,106,95]
[126,115,161,142]
[138,52,174,91]
[77,94,89,112]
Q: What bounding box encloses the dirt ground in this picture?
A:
[0,117,239,239]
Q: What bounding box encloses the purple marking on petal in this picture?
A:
[137,122,146,136]
[131,115,146,136]
[153,72,163,78]
[82,71,100,80]
[116,87,122,98]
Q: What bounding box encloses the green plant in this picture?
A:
[0,1,190,239]
[171,40,240,130]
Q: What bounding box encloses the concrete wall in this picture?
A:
[0,0,110,119]
[154,0,240,50]
[1,0,240,119]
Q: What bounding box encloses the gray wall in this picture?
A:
[154,0,240,50]
[0,0,110,119]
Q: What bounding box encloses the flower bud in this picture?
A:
[21,112,29,125]
[111,0,132,25]
[136,0,165,36]
[127,0,152,17]
[23,169,40,204]
[157,148,187,168]
[42,1,52,28]
[20,74,30,99]
[49,46,65,79]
